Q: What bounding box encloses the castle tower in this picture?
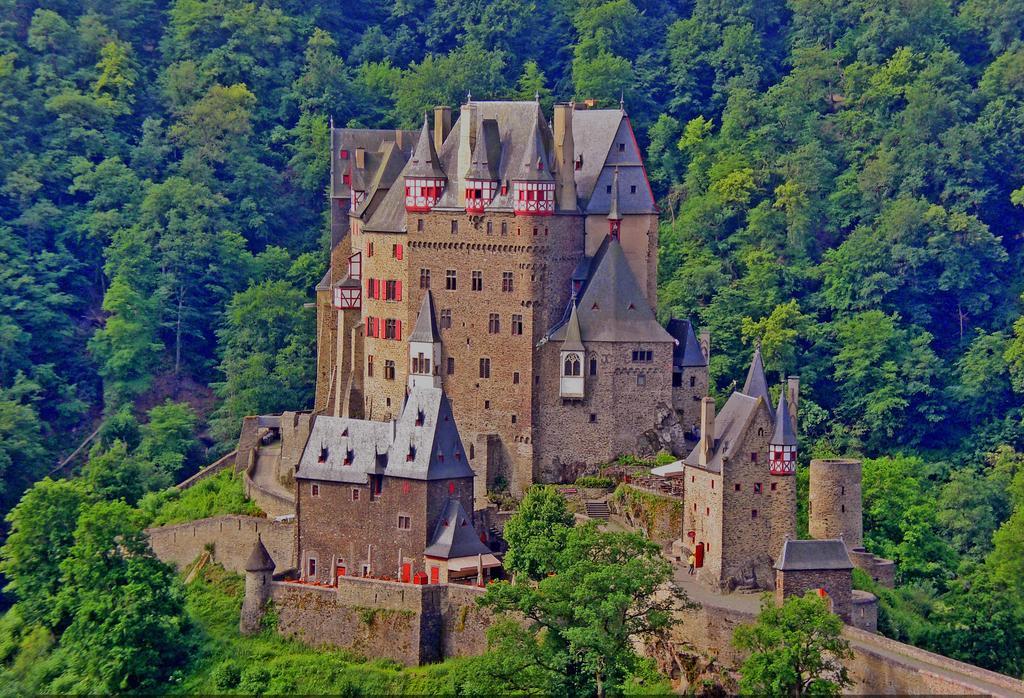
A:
[408,291,441,390]
[769,387,797,475]
[769,386,798,556]
[240,536,275,635]
[808,458,863,548]
[405,113,447,212]
[559,302,585,399]
[741,343,772,413]
[512,111,555,216]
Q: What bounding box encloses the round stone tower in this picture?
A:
[808,459,863,548]
[240,535,276,635]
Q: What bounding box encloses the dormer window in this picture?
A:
[407,446,416,462]
[575,155,583,170]
[318,445,328,463]
[343,449,354,466]
[455,451,461,461]
[438,453,444,462]
[618,143,625,152]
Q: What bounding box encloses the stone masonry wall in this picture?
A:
[269,576,491,666]
[775,568,852,622]
[673,365,708,434]
[809,459,863,547]
[146,515,295,574]
[534,340,674,483]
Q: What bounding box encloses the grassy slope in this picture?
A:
[175,562,473,695]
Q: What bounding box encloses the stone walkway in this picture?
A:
[248,443,295,517]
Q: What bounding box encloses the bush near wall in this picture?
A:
[143,471,263,526]
[610,484,684,543]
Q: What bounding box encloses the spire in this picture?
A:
[515,112,553,182]
[409,291,441,343]
[562,302,584,352]
[742,343,772,410]
[245,535,275,572]
[620,92,626,112]
[608,167,622,221]
[407,113,446,178]
[772,386,797,446]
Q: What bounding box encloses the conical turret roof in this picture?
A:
[406,113,446,179]
[245,536,275,572]
[607,167,622,221]
[772,387,797,446]
[409,291,441,343]
[562,302,584,352]
[466,118,499,181]
[742,344,772,414]
[514,112,553,182]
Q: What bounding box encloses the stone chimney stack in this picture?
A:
[698,397,715,466]
[433,105,451,152]
[787,376,800,433]
[355,146,366,169]
[699,331,711,363]
[457,102,477,205]
[553,102,577,211]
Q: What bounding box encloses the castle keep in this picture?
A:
[316,100,702,497]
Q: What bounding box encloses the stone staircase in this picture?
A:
[585,500,611,520]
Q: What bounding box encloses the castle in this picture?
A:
[314,99,707,499]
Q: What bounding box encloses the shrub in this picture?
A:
[141,470,262,526]
[575,476,615,489]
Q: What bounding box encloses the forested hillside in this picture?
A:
[1,0,1023,684]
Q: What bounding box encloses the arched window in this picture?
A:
[563,353,581,376]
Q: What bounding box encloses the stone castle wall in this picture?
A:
[146,515,295,574]
[809,459,863,547]
[673,366,708,434]
[268,576,490,666]
[775,568,853,622]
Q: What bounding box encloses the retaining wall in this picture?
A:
[146,515,295,574]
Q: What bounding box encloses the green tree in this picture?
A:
[501,484,575,581]
[1,478,92,628]
[478,524,686,696]
[733,592,853,696]
[137,400,199,480]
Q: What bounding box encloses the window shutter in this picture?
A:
[367,278,373,296]
[374,279,381,299]
[396,320,402,341]
[366,317,372,336]
[375,317,381,337]
[396,280,402,301]
[396,244,403,260]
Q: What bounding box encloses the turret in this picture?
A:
[608,167,622,239]
[464,118,498,214]
[512,111,555,216]
[409,291,442,390]
[405,113,447,212]
[559,303,585,399]
[741,343,772,415]
[240,535,275,635]
[769,387,797,475]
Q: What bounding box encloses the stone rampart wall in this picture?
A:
[146,515,295,574]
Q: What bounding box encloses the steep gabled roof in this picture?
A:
[424,498,491,559]
[666,318,706,369]
[245,536,275,572]
[406,113,446,179]
[775,539,853,571]
[295,387,473,483]
[682,392,768,474]
[331,127,415,198]
[409,291,441,344]
[547,238,673,344]
[772,388,797,446]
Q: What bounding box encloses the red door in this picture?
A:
[430,567,439,584]
[401,563,411,583]
[336,565,346,580]
[695,542,705,568]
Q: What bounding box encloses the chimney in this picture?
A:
[434,106,452,152]
[355,147,366,169]
[699,331,711,363]
[698,397,715,466]
[787,376,800,433]
[457,102,477,205]
[553,103,577,212]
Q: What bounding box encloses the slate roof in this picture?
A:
[772,388,797,446]
[245,536,275,572]
[775,539,853,571]
[424,498,492,559]
[667,318,706,369]
[546,237,673,344]
[330,128,415,199]
[465,118,501,181]
[742,345,772,417]
[514,112,554,182]
[295,387,473,483]
[406,114,446,179]
[561,302,584,352]
[682,392,768,474]
[409,291,441,344]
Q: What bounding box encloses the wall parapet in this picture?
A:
[146,515,295,574]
